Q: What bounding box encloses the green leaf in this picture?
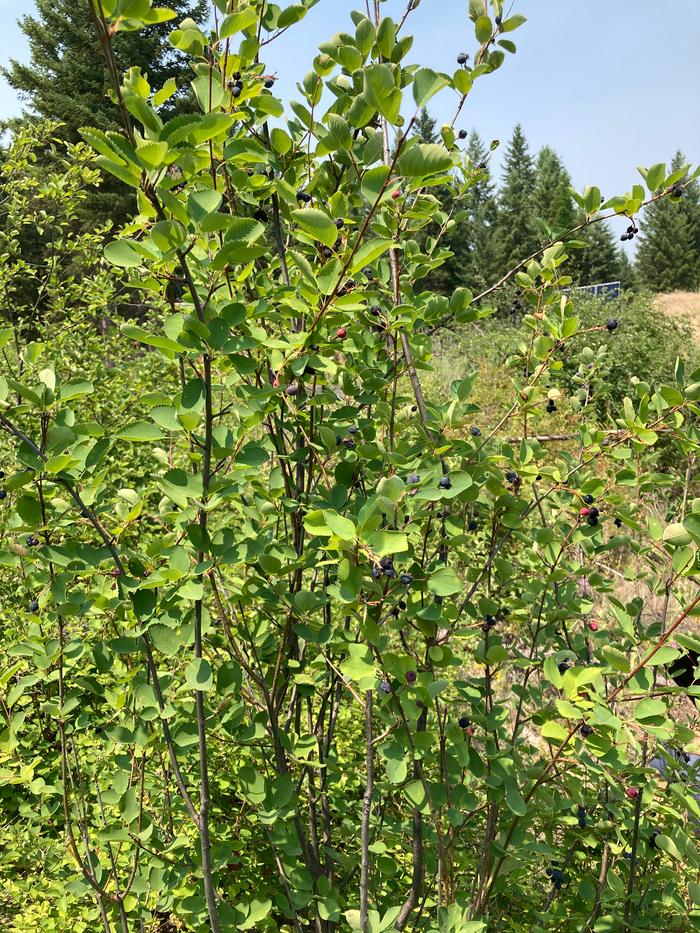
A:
[386,757,407,784]
[634,697,667,723]
[323,510,356,540]
[136,140,168,168]
[396,143,453,178]
[122,324,186,354]
[363,64,402,124]
[475,15,492,42]
[220,8,257,37]
[501,14,527,32]
[340,644,376,689]
[644,162,667,192]
[412,67,449,107]
[104,240,142,268]
[504,777,527,816]
[291,208,338,247]
[428,566,461,596]
[349,239,394,274]
[366,530,408,556]
[117,422,164,442]
[184,659,214,692]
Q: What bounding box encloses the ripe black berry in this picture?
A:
[253,208,268,222]
[264,78,275,89]
[587,514,598,527]
[438,476,452,490]
[614,517,622,528]
[407,473,420,484]
[26,535,39,547]
[458,716,470,729]
[457,52,469,64]
[458,129,467,140]
[29,599,39,612]
[546,399,557,413]
[0,490,7,500]
[399,573,413,585]
[335,218,344,229]
[371,566,382,580]
[583,495,594,504]
[406,671,417,684]
[505,470,518,483]
[232,84,242,98]
[580,723,594,736]
[606,318,618,331]
[468,519,478,531]
[495,15,502,25]
[348,425,358,434]
[296,190,312,203]
[558,660,571,675]
[470,426,481,437]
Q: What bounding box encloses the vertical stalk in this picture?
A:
[195,350,221,933]
[360,690,374,931]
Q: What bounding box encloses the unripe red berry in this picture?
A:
[625,786,639,800]
[588,621,599,632]
[336,327,347,339]
[580,507,590,516]
[391,189,401,200]
[464,725,475,737]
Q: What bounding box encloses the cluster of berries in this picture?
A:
[579,495,600,526]
[546,863,566,890]
[620,222,639,242]
[372,557,412,586]
[577,805,587,829]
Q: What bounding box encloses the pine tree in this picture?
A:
[461,131,499,289]
[574,218,622,286]
[2,0,207,223]
[415,107,438,144]
[635,151,700,292]
[533,146,577,235]
[496,124,538,271]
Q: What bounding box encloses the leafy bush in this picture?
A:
[1,3,700,933]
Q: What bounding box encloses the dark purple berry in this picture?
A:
[438,476,452,490]
[399,573,413,585]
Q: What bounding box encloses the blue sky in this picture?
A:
[1,0,698,239]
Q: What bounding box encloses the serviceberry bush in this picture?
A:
[1,1,700,931]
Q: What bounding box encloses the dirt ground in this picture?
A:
[655,290,700,341]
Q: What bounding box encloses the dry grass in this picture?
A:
[654,290,700,342]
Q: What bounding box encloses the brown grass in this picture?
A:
[654,290,700,342]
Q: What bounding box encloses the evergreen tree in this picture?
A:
[415,107,438,144]
[574,218,622,286]
[618,249,638,292]
[635,151,700,292]
[2,0,207,223]
[533,146,577,235]
[461,130,500,289]
[496,124,538,271]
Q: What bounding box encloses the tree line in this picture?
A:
[2,3,700,296]
[415,109,700,296]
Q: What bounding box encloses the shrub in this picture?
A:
[1,3,700,933]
